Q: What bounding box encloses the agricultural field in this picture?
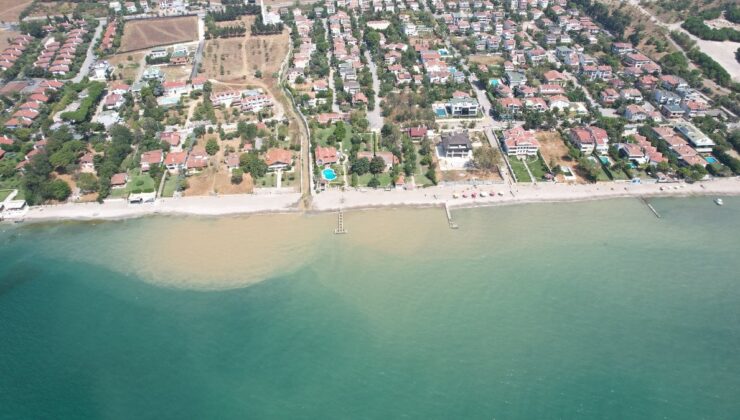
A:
[0,0,32,23]
[119,17,198,53]
[468,54,505,67]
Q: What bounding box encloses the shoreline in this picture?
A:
[4,177,739,224]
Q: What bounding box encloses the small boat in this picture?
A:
[479,191,488,198]
[471,192,477,198]
[462,193,468,198]
[714,198,724,206]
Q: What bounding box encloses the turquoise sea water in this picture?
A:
[1,197,740,419]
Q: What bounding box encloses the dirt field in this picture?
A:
[0,30,22,51]
[107,52,147,83]
[161,64,192,82]
[535,131,585,184]
[120,17,198,53]
[183,136,254,196]
[25,1,77,18]
[0,0,32,22]
[468,55,505,67]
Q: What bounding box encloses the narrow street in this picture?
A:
[72,18,105,83]
[364,50,383,132]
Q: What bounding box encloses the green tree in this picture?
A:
[44,179,71,201]
[351,157,370,175]
[369,156,386,175]
[367,176,380,188]
[231,168,244,184]
[206,138,220,156]
[240,152,268,178]
[472,146,500,172]
[76,173,99,193]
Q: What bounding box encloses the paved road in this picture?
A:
[72,18,106,83]
[364,50,383,131]
[190,40,204,80]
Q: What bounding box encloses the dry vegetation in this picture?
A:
[468,55,505,67]
[0,29,22,51]
[107,52,146,83]
[0,0,32,22]
[535,131,585,184]
[120,17,198,53]
[183,135,254,196]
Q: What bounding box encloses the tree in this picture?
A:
[240,152,268,178]
[351,157,370,175]
[231,168,244,184]
[206,138,219,155]
[44,179,71,201]
[367,176,380,188]
[369,156,386,175]
[472,146,500,172]
[76,173,98,193]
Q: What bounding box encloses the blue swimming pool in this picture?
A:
[435,108,447,117]
[322,168,337,181]
[705,156,718,164]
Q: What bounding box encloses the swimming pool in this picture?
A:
[705,156,718,164]
[322,168,337,181]
[435,108,447,118]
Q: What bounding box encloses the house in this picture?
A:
[502,127,540,157]
[542,70,567,85]
[681,100,709,118]
[504,70,527,87]
[169,49,189,65]
[623,52,651,68]
[675,122,715,153]
[79,152,96,173]
[264,148,293,171]
[315,146,338,166]
[160,131,182,148]
[611,42,633,56]
[186,147,208,174]
[620,88,643,103]
[224,154,240,172]
[447,95,479,117]
[616,142,649,165]
[600,88,619,105]
[440,131,472,158]
[357,151,398,171]
[408,126,428,140]
[103,93,124,110]
[569,126,609,155]
[547,95,570,111]
[162,80,189,96]
[624,104,649,122]
[660,74,689,92]
[163,151,187,173]
[111,172,128,188]
[140,150,164,171]
[661,103,684,119]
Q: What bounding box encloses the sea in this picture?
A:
[1,197,739,419]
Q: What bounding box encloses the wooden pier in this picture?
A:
[640,198,661,219]
[444,202,459,229]
[334,209,347,234]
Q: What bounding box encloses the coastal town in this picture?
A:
[0,0,739,221]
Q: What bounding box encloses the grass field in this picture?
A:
[0,0,32,22]
[120,17,198,53]
[525,154,550,181]
[0,189,13,202]
[508,158,532,183]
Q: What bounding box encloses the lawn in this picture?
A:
[162,173,180,197]
[0,189,12,201]
[525,154,550,181]
[357,172,392,188]
[508,158,532,183]
[110,171,156,197]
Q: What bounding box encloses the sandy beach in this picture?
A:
[6,177,740,223]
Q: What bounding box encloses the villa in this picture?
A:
[440,131,472,158]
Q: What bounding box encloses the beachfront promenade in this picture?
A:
[13,177,740,222]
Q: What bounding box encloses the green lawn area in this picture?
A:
[508,158,532,183]
[525,155,549,180]
[162,173,180,197]
[0,189,13,201]
[110,170,156,197]
[357,172,392,187]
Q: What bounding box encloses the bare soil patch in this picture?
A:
[468,54,504,67]
[107,52,147,83]
[120,17,198,53]
[0,29,22,51]
[535,131,585,184]
[0,0,32,23]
